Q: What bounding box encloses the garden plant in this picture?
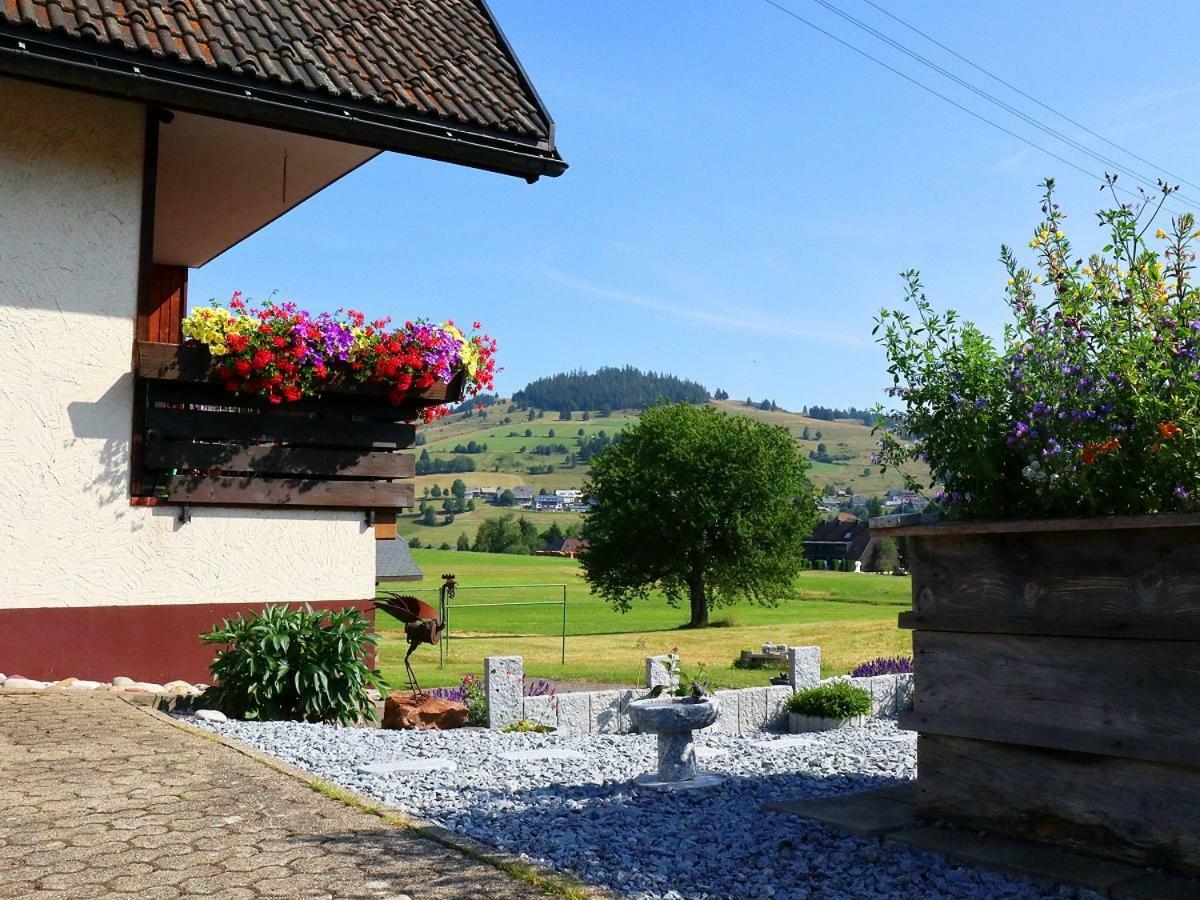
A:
[875,178,1200,518]
[785,681,872,720]
[200,605,386,725]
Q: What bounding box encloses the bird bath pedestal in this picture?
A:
[628,696,723,791]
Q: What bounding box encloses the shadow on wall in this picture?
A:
[65,371,132,511]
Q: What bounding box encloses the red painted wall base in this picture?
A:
[0,601,376,684]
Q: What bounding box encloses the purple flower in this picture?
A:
[851,656,913,677]
[1175,485,1190,501]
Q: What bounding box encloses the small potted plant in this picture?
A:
[785,681,871,733]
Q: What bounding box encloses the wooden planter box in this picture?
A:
[876,513,1200,874]
[132,341,465,511]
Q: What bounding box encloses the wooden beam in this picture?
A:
[145,405,416,449]
[899,611,1200,642]
[143,441,414,479]
[166,475,414,509]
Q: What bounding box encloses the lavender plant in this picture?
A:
[875,177,1200,519]
[850,656,913,677]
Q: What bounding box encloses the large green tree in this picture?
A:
[582,403,817,628]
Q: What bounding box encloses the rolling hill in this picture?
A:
[401,398,928,546]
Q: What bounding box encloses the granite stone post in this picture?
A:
[644,655,677,690]
[484,656,523,729]
[788,646,821,689]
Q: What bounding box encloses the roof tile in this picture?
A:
[0,0,551,141]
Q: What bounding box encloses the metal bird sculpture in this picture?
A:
[373,592,444,697]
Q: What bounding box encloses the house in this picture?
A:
[535,537,588,558]
[511,486,535,506]
[375,538,423,585]
[555,489,583,502]
[0,1,564,682]
[803,519,874,569]
[534,494,566,511]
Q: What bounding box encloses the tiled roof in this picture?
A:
[376,537,423,581]
[0,0,554,144]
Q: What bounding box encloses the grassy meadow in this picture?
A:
[376,550,912,690]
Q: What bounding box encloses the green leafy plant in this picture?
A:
[503,720,555,733]
[200,605,386,725]
[875,178,1200,519]
[461,673,488,725]
[785,681,872,720]
[644,651,712,700]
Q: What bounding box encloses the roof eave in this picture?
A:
[0,30,567,181]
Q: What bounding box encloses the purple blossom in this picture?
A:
[850,656,913,677]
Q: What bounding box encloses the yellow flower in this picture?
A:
[1006,278,1015,286]
[1054,230,1064,239]
[1033,275,1042,283]
[1082,267,1092,275]
[1156,228,1167,239]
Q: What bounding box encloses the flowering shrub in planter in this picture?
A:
[181,293,495,420]
[875,179,1200,518]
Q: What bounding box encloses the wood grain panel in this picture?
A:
[144,441,414,479]
[918,733,1200,873]
[166,475,414,509]
[145,405,415,449]
[908,529,1200,631]
[913,631,1200,761]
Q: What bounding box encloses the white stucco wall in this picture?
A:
[0,78,375,609]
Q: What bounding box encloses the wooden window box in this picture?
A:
[132,340,464,511]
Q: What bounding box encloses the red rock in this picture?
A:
[382,693,469,730]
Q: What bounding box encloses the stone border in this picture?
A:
[128,698,616,900]
[507,649,913,735]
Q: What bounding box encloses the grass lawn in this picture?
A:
[376,550,912,690]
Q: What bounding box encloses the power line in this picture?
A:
[758,0,1187,213]
[806,0,1199,207]
[858,0,1200,195]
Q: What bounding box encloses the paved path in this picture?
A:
[0,693,543,899]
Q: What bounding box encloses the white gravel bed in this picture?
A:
[194,717,1095,900]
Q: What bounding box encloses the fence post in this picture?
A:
[788,646,821,689]
[484,655,523,729]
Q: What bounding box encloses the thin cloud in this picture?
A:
[537,268,865,345]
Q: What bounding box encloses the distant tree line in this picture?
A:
[513,366,709,414]
[804,405,876,425]
[416,448,476,475]
[471,514,583,555]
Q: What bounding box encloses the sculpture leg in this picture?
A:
[404,641,423,697]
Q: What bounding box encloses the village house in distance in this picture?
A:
[0,0,564,682]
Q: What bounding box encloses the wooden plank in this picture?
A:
[917,733,1200,873]
[902,709,1200,769]
[908,529,1200,629]
[146,379,419,422]
[145,405,415,449]
[135,341,465,405]
[898,611,1200,642]
[143,440,414,479]
[913,631,1200,764]
[876,511,1200,537]
[166,475,414,509]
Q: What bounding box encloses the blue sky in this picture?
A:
[191,1,1200,409]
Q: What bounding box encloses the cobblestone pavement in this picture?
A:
[0,693,543,899]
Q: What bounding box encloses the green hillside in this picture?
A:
[402,400,927,545]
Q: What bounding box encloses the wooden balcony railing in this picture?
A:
[132,341,463,511]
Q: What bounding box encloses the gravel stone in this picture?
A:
[193,717,1092,899]
[192,710,227,723]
